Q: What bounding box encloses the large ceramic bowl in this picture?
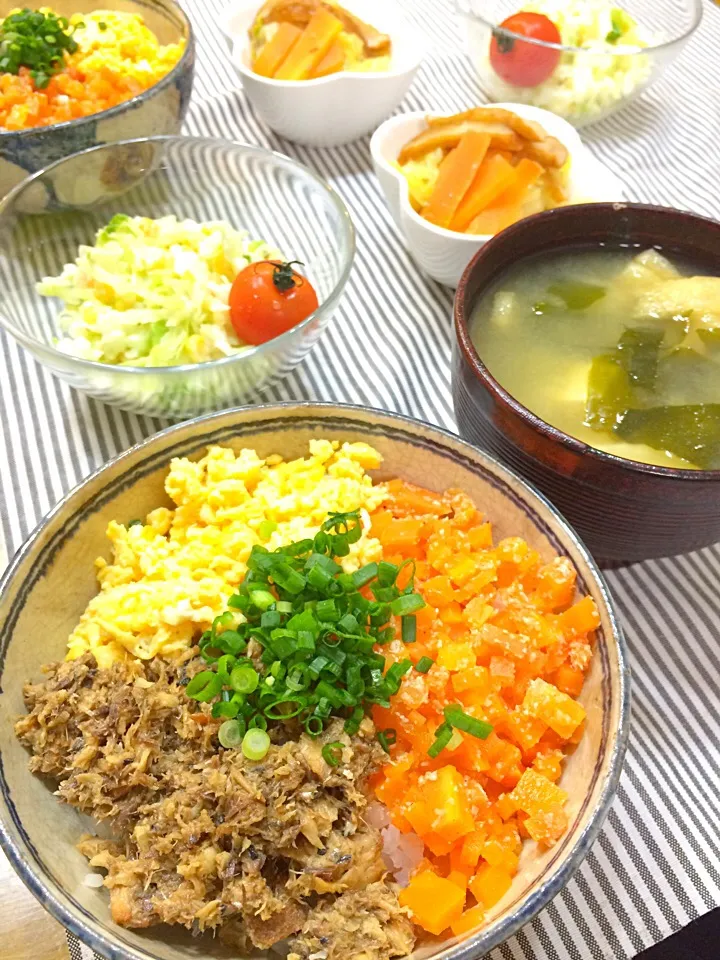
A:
[0,0,195,198]
[457,0,702,128]
[0,137,355,418]
[0,403,628,960]
[453,202,720,565]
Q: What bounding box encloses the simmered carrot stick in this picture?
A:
[466,157,544,235]
[274,8,344,80]
[450,153,517,232]
[422,131,491,229]
[253,22,303,77]
[310,37,345,77]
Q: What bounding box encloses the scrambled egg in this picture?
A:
[69,11,184,86]
[67,440,387,668]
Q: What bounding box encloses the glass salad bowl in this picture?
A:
[457,0,703,127]
[0,136,354,418]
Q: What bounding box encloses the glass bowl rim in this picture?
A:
[0,0,195,141]
[458,0,703,57]
[0,134,356,376]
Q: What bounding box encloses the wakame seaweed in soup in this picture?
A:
[470,246,720,470]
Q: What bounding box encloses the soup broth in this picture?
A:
[470,246,720,470]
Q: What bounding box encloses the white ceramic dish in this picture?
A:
[370,103,626,287]
[222,0,425,146]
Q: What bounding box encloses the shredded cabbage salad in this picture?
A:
[38,214,282,367]
[480,0,655,125]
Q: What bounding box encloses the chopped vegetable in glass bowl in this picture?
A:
[458,0,703,127]
[0,136,354,418]
[38,214,286,366]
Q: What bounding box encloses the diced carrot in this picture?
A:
[437,641,476,672]
[423,574,456,607]
[459,829,486,867]
[558,595,600,637]
[253,22,303,77]
[553,664,586,698]
[525,803,569,846]
[275,8,345,80]
[469,864,513,909]
[421,131,492,228]
[309,37,345,77]
[450,153,518,232]
[532,748,564,783]
[447,869,469,891]
[533,556,577,612]
[421,765,475,844]
[399,869,467,935]
[385,479,450,517]
[469,522,493,549]
[447,553,479,587]
[507,769,567,818]
[378,517,424,552]
[366,478,594,901]
[523,678,586,739]
[465,158,544,235]
[451,903,486,937]
[451,665,491,696]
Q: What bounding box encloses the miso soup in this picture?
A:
[470,247,720,470]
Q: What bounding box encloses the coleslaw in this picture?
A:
[477,0,655,126]
[38,214,282,367]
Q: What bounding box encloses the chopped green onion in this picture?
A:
[231,665,259,694]
[401,615,417,644]
[185,671,222,702]
[218,718,245,748]
[444,705,493,740]
[427,722,454,758]
[377,728,396,754]
[390,593,426,616]
[250,589,276,610]
[321,741,345,766]
[415,656,434,674]
[181,509,417,742]
[304,716,324,737]
[377,561,399,586]
[352,562,378,588]
[242,727,271,760]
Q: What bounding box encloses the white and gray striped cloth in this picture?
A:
[2,1,719,958]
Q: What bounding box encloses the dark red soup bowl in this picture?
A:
[453,203,720,565]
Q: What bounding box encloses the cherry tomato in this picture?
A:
[489,12,562,88]
[229,260,319,346]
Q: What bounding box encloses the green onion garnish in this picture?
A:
[183,510,426,741]
[415,656,434,674]
[218,718,245,749]
[242,727,271,760]
[377,728,396,754]
[427,722,454,758]
[402,615,417,644]
[321,741,345,766]
[444,705,493,740]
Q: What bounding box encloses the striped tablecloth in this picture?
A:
[2,1,719,958]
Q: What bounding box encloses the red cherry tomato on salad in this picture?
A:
[229,260,319,346]
[489,12,562,88]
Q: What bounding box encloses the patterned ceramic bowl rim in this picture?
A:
[0,136,356,372]
[0,402,630,960]
[454,202,720,482]
[0,0,195,140]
